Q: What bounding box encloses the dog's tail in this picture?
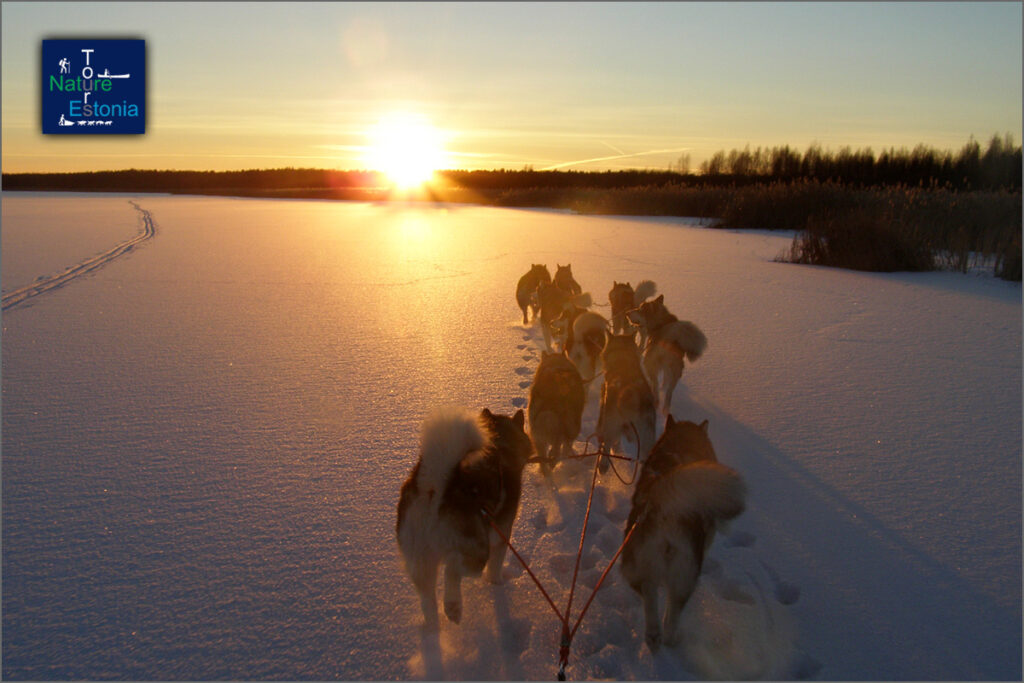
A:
[571,292,593,309]
[417,407,491,499]
[650,461,746,522]
[665,320,708,362]
[633,280,657,306]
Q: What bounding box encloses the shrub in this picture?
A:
[785,210,935,272]
[995,233,1022,281]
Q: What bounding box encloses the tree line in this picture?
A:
[1,168,386,193]
[2,134,1019,193]
[694,133,1021,191]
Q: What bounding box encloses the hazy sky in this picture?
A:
[2,1,1021,173]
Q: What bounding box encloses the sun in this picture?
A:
[363,113,448,189]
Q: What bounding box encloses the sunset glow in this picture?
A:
[363,113,448,188]
[0,3,1020,174]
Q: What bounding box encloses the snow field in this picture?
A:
[2,194,1019,680]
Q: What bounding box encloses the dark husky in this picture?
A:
[396,407,534,630]
[597,332,656,472]
[537,282,571,351]
[621,416,747,652]
[609,280,657,339]
[553,263,582,295]
[528,351,585,474]
[516,264,551,325]
[628,294,706,413]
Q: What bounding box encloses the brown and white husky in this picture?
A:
[596,332,657,472]
[628,294,706,413]
[620,416,746,652]
[528,351,586,474]
[396,407,533,630]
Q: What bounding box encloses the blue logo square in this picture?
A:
[42,39,145,135]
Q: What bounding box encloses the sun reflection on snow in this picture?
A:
[397,215,432,243]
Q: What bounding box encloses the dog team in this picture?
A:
[396,263,747,653]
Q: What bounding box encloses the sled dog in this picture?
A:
[565,310,608,382]
[629,295,707,413]
[538,282,571,351]
[539,284,592,351]
[396,407,534,629]
[609,280,657,340]
[528,351,586,474]
[621,416,747,652]
[597,333,656,472]
[551,302,586,352]
[516,264,551,325]
[553,263,583,295]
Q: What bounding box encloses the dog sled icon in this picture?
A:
[58,114,75,127]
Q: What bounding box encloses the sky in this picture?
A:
[2,1,1021,174]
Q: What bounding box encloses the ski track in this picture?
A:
[0,200,155,312]
[413,308,814,680]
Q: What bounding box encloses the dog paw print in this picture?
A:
[759,560,801,605]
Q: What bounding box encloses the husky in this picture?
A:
[621,416,747,652]
[538,283,571,351]
[565,310,608,383]
[553,264,582,295]
[550,302,586,352]
[597,333,656,472]
[629,295,707,414]
[609,280,657,340]
[516,264,551,325]
[396,407,534,630]
[539,284,592,351]
[528,351,585,474]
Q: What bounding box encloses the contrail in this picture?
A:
[600,140,627,155]
[539,147,691,171]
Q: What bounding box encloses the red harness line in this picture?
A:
[481,507,566,627]
[480,434,644,681]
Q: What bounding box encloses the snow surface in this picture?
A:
[1,193,146,294]
[2,192,1020,680]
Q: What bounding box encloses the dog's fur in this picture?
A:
[516,264,551,325]
[565,310,608,382]
[551,303,586,351]
[597,333,656,472]
[528,351,585,474]
[629,295,707,413]
[609,282,636,336]
[609,280,657,338]
[539,284,593,351]
[553,264,582,295]
[621,416,747,652]
[538,282,571,350]
[396,407,534,629]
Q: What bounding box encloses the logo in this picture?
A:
[42,39,145,134]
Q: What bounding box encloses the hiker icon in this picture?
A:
[59,58,70,74]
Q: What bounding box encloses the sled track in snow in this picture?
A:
[1,201,156,312]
